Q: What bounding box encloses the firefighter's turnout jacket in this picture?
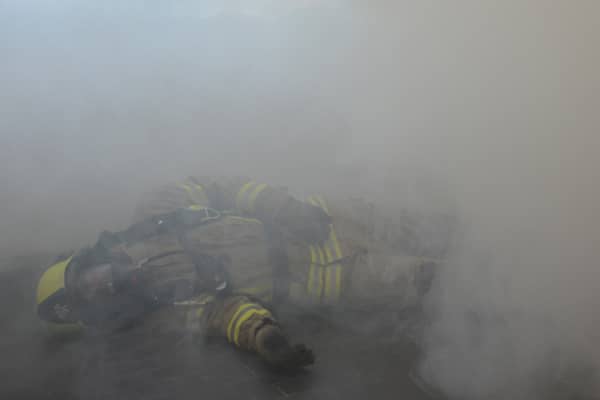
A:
[37,176,439,355]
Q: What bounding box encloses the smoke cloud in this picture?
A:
[1,1,599,398]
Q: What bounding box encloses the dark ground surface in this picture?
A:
[1,256,437,400]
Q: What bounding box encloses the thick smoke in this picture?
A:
[1,1,599,398]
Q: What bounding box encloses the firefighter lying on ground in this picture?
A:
[36,177,442,369]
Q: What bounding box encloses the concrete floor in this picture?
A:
[4,257,595,400]
[1,257,436,400]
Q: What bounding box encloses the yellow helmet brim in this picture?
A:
[36,256,72,305]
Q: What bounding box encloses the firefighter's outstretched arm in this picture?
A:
[206,294,315,369]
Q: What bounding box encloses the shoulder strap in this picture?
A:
[98,207,222,249]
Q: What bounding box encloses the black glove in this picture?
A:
[277,200,332,244]
[258,325,315,369]
[285,343,315,369]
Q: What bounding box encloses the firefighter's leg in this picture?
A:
[206,295,314,369]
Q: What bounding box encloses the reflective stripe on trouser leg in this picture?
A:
[306,195,344,304]
[307,246,324,302]
[226,302,272,347]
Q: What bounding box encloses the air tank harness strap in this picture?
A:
[97,207,222,248]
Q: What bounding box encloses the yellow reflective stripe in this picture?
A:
[179,183,206,205]
[236,181,267,213]
[307,246,316,296]
[323,244,333,299]
[316,245,325,264]
[328,226,343,300]
[236,181,256,210]
[307,197,322,301]
[46,321,83,336]
[36,256,72,305]
[179,184,195,203]
[228,216,262,224]
[174,296,215,307]
[193,183,206,204]
[316,247,325,300]
[227,303,255,342]
[307,196,319,207]
[309,195,330,215]
[307,194,345,302]
[233,308,271,346]
[193,184,207,205]
[247,183,267,212]
[305,195,347,303]
[315,195,330,215]
[193,183,204,193]
[309,246,317,264]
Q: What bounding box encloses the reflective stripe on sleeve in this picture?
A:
[236,181,268,213]
[315,195,330,214]
[316,246,327,299]
[233,308,271,346]
[178,182,208,206]
[247,183,267,212]
[227,303,256,343]
[227,302,272,346]
[329,225,343,299]
[307,247,317,298]
[236,181,256,211]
